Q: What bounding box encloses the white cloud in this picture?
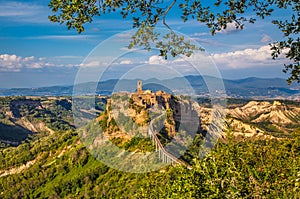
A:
[148,55,167,65]
[261,34,272,43]
[0,54,22,72]
[120,60,133,65]
[23,56,35,62]
[0,54,81,72]
[28,62,42,69]
[79,61,102,67]
[0,54,43,72]
[217,22,240,34]
[212,45,288,69]
[191,32,208,37]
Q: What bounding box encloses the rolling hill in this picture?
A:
[0,76,299,99]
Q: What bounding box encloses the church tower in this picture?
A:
[137,80,142,93]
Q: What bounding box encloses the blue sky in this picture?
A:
[0,0,294,88]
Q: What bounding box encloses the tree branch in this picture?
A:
[163,0,176,31]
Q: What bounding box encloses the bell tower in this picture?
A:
[137,80,142,93]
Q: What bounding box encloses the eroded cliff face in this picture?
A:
[0,97,74,145]
[105,91,300,142]
[101,92,204,147]
[3,95,298,147]
[229,101,298,123]
[15,118,55,135]
[103,93,173,140]
[196,100,300,140]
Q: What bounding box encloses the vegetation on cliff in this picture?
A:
[0,96,299,198]
[0,128,299,198]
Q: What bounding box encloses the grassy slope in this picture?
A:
[0,97,299,198]
[0,128,299,198]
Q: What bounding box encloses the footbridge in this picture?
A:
[148,120,192,169]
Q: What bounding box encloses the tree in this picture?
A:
[48,0,300,84]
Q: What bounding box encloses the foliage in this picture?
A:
[0,97,75,145]
[0,128,299,198]
[1,96,300,198]
[122,136,155,152]
[98,111,109,131]
[0,122,31,143]
[166,108,174,125]
[48,0,300,83]
[48,0,99,33]
[136,132,300,198]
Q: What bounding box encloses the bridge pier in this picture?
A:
[148,121,190,168]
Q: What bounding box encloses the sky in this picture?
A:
[0,0,295,88]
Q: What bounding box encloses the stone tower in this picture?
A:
[137,80,142,93]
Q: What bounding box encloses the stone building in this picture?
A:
[130,81,200,136]
[131,80,172,109]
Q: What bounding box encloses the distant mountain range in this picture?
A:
[1,76,299,99]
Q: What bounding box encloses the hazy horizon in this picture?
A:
[0,72,293,89]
